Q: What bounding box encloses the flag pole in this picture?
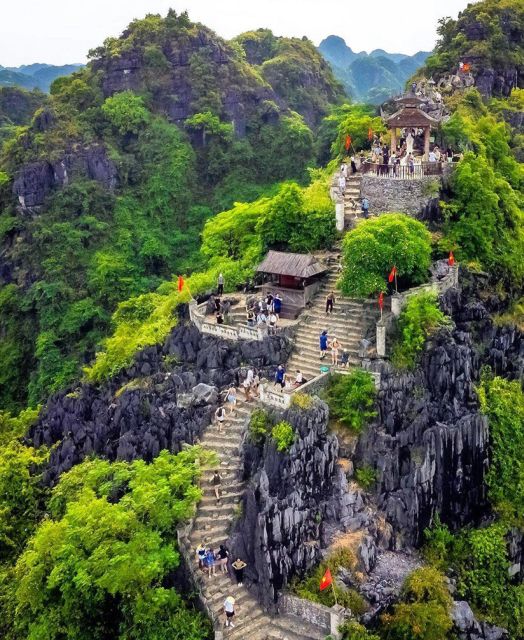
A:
[394,270,398,294]
[331,579,338,606]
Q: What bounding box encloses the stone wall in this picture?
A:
[361,175,441,217]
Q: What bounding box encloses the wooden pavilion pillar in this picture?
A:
[423,127,431,160]
[390,127,397,154]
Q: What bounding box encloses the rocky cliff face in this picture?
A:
[356,273,523,547]
[30,319,292,485]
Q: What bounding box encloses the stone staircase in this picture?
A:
[179,398,326,640]
[343,174,362,228]
[286,270,377,381]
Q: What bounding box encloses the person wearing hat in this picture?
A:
[330,336,341,365]
[224,596,237,627]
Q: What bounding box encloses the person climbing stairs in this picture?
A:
[286,270,378,381]
[179,397,326,640]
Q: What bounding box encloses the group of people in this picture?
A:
[274,364,306,392]
[319,329,350,367]
[246,292,283,333]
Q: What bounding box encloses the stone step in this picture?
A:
[227,613,271,639]
[268,616,328,640]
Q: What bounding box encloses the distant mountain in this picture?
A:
[0,63,83,92]
[318,35,430,104]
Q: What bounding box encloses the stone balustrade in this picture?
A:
[278,593,348,639]
[189,300,270,342]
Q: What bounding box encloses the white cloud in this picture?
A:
[1,0,472,66]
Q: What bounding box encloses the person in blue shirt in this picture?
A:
[273,294,282,319]
[319,330,328,360]
[274,365,285,390]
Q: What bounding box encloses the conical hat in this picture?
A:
[225,596,235,605]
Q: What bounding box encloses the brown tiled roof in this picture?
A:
[256,251,327,279]
[386,106,440,128]
[395,95,427,107]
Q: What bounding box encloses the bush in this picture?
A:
[339,214,432,297]
[290,392,314,410]
[102,91,150,135]
[478,374,524,524]
[381,567,453,640]
[248,409,271,445]
[355,466,376,490]
[339,621,380,640]
[325,371,376,434]
[391,293,451,370]
[271,421,295,452]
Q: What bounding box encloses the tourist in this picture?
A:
[330,336,341,365]
[215,406,226,433]
[325,291,335,315]
[407,153,415,176]
[242,369,254,400]
[259,297,267,314]
[251,371,260,397]
[196,542,206,569]
[273,293,282,319]
[224,596,237,627]
[217,545,230,574]
[274,365,286,391]
[217,273,224,296]
[293,370,306,388]
[212,471,222,503]
[361,197,369,218]
[428,149,437,163]
[338,173,346,194]
[266,292,274,312]
[206,547,217,578]
[232,558,247,586]
[319,330,329,360]
[225,386,237,415]
[256,311,267,325]
[340,162,348,178]
[268,311,278,334]
[339,349,350,368]
[216,311,224,324]
[350,156,357,174]
[214,297,221,313]
[447,147,453,163]
[246,308,255,327]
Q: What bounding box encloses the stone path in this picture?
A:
[179,397,326,640]
[343,173,362,228]
[286,270,377,381]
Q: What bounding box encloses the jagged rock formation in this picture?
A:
[29,320,292,484]
[356,272,523,546]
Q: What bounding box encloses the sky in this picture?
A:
[1,0,473,67]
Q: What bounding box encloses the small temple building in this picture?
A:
[255,250,328,318]
[385,95,441,160]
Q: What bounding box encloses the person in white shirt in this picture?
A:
[268,312,277,334]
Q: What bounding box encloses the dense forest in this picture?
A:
[0,1,523,639]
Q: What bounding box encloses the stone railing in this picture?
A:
[259,365,381,411]
[189,300,273,342]
[278,593,348,639]
[361,160,444,179]
[376,264,459,357]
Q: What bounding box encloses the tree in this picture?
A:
[102,91,150,135]
[325,371,377,434]
[339,214,432,297]
[8,449,213,640]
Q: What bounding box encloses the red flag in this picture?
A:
[448,251,455,267]
[388,266,397,283]
[378,291,384,310]
[344,135,351,151]
[177,275,185,292]
[368,127,373,141]
[319,568,332,591]
[463,62,471,73]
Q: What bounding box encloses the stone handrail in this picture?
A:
[190,300,279,342]
[376,264,459,357]
[361,161,444,179]
[278,593,348,639]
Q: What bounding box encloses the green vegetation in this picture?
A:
[325,371,377,434]
[424,520,524,638]
[340,214,432,297]
[1,448,214,640]
[248,408,272,445]
[292,548,367,614]
[339,621,381,640]
[271,421,295,452]
[391,293,451,369]
[381,567,453,640]
[354,466,377,491]
[421,0,524,81]
[478,374,524,525]
[290,392,314,410]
